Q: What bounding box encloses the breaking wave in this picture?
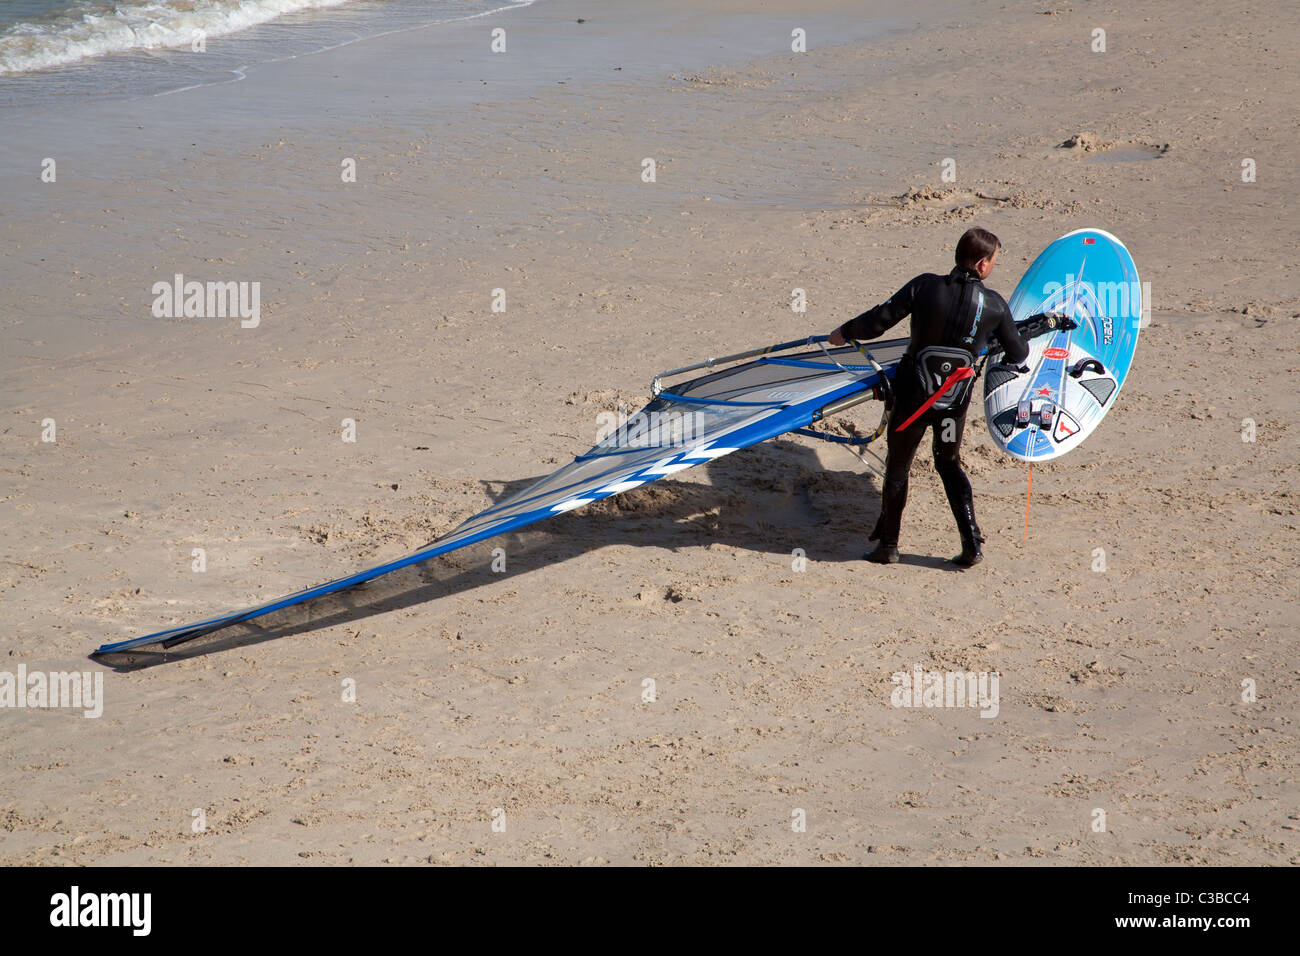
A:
[0,0,357,74]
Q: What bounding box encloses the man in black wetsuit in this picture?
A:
[827,228,1029,567]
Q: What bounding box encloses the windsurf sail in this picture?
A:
[93,334,907,657]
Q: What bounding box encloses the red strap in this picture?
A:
[896,367,976,431]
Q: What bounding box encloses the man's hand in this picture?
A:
[1017,311,1078,341]
[828,328,846,346]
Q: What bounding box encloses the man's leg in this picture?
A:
[932,407,983,566]
[865,403,926,562]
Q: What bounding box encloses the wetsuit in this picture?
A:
[834,266,1030,556]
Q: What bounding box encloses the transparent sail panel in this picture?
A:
[437,338,907,546]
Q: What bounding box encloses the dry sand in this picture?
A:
[1,0,1297,864]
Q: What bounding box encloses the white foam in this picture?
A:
[0,0,357,74]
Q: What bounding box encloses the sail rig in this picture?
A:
[93,335,907,657]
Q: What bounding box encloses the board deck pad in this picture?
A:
[984,228,1142,462]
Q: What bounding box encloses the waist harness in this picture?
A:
[899,276,983,430]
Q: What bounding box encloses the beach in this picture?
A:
[1,0,1297,865]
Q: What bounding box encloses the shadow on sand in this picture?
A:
[91,439,963,670]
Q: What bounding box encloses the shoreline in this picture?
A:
[0,1,543,112]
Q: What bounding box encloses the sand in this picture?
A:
[1,0,1296,865]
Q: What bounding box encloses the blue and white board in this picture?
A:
[984,228,1141,461]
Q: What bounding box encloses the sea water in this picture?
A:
[0,0,537,113]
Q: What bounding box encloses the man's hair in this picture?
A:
[955,228,1000,269]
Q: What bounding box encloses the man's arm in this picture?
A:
[988,310,1078,363]
[991,302,1030,366]
[828,275,925,346]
